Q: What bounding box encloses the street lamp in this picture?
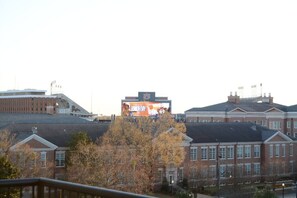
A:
[282,183,285,198]
[171,180,174,194]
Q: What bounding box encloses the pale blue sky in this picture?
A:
[1,0,296,115]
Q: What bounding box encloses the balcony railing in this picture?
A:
[0,177,157,198]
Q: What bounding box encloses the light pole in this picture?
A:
[171,179,174,195]
[282,183,285,198]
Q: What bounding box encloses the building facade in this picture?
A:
[183,123,297,190]
[185,93,297,136]
[0,89,93,117]
[3,121,297,191]
[0,90,56,114]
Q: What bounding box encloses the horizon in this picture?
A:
[1,1,296,115]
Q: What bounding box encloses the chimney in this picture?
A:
[268,93,273,104]
[228,92,240,104]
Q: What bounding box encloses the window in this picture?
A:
[269,163,274,175]
[209,166,216,178]
[40,152,46,167]
[209,147,216,160]
[227,146,234,159]
[294,132,297,138]
[287,121,291,128]
[275,144,280,157]
[254,145,260,158]
[254,163,261,176]
[294,121,297,129]
[220,165,226,178]
[269,144,273,158]
[237,164,243,177]
[219,146,226,160]
[290,161,294,173]
[282,144,286,157]
[237,145,243,159]
[190,147,197,161]
[190,167,197,179]
[245,164,251,176]
[269,121,281,130]
[244,145,251,158]
[289,144,293,156]
[178,168,183,182]
[156,169,163,183]
[201,147,208,160]
[226,164,233,178]
[55,151,65,167]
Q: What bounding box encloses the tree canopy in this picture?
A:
[67,113,186,193]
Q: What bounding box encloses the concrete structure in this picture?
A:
[0,89,56,114]
[185,93,297,136]
[0,89,94,117]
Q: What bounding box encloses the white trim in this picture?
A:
[265,107,284,113]
[228,107,247,113]
[264,131,293,143]
[56,147,69,151]
[11,134,58,150]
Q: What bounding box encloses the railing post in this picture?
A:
[37,183,44,198]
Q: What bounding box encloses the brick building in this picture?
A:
[0,90,56,114]
[183,123,297,189]
[185,93,297,136]
[0,89,93,117]
[1,114,296,191]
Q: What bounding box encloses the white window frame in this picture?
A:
[275,144,280,157]
[237,145,243,159]
[209,165,216,178]
[219,146,226,160]
[254,145,260,158]
[40,151,47,168]
[254,163,261,176]
[245,163,251,176]
[287,121,291,128]
[282,144,286,157]
[190,147,198,161]
[209,146,216,160]
[201,147,208,160]
[294,121,297,129]
[227,146,234,159]
[269,144,273,158]
[244,145,251,158]
[269,121,281,130]
[55,151,65,167]
[289,144,293,156]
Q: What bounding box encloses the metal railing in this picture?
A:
[0,177,157,198]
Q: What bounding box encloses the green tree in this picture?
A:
[68,132,92,150]
[0,156,20,179]
[253,187,277,198]
[0,156,20,198]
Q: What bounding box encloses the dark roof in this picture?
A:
[186,122,277,143]
[287,104,297,112]
[186,101,288,113]
[5,123,110,147]
[0,113,92,129]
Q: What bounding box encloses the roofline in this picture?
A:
[0,95,56,99]
[11,134,58,150]
[264,131,293,143]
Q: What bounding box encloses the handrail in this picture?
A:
[0,177,157,198]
